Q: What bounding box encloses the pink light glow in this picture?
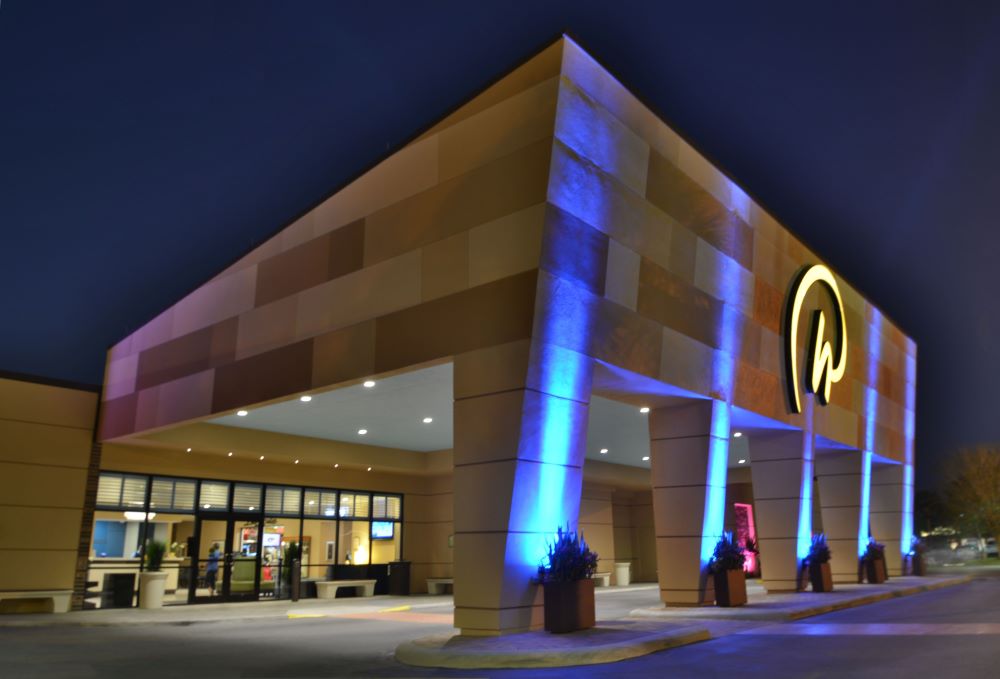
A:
[734,502,758,574]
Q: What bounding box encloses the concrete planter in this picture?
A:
[614,562,631,587]
[713,568,747,607]
[138,571,168,609]
[542,579,595,633]
[809,561,834,592]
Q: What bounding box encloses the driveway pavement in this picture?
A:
[2,576,997,678]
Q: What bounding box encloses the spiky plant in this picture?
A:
[537,526,599,583]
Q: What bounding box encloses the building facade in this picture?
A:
[1,37,914,635]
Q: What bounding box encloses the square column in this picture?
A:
[748,429,814,592]
[648,399,730,606]
[870,462,906,575]
[452,340,593,635]
[815,450,872,583]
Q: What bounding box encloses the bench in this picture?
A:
[0,590,73,614]
[426,578,453,594]
[591,572,611,587]
[314,579,376,599]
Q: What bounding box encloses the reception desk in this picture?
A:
[87,557,186,593]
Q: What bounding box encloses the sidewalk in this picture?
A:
[629,574,971,622]
[0,593,456,628]
[0,583,658,628]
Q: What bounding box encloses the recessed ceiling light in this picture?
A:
[366,466,372,472]
[334,463,339,469]
[422,417,433,424]
[600,448,609,454]
[294,459,300,464]
[733,432,743,438]
[259,455,264,461]
[237,410,248,417]
[300,395,312,403]
[186,447,192,453]
[363,380,375,388]
[227,451,233,457]
[640,407,650,414]
[358,429,368,435]
[738,458,747,464]
[642,456,650,461]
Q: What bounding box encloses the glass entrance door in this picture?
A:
[191,515,261,603]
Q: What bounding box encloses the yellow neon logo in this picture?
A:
[784,264,848,414]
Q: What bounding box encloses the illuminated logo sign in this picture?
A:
[784,264,847,414]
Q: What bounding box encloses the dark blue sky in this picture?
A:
[2,1,998,488]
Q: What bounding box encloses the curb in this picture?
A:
[395,624,710,669]
[629,576,973,622]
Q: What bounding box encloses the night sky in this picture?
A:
[2,2,998,489]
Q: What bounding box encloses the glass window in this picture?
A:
[199,481,229,511]
[300,518,337,580]
[370,521,401,564]
[96,474,123,507]
[354,493,370,519]
[173,479,196,511]
[264,486,301,517]
[372,495,401,520]
[149,478,174,509]
[148,477,196,512]
[339,520,370,565]
[121,476,148,508]
[282,488,301,515]
[339,493,354,518]
[233,484,262,512]
[305,489,338,517]
[95,473,148,509]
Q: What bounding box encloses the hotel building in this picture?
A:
[0,36,915,636]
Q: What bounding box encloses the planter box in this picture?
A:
[543,579,595,633]
[713,568,747,607]
[809,561,833,592]
[911,553,927,576]
[865,556,887,584]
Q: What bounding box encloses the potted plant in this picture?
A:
[536,526,598,633]
[139,539,168,609]
[710,532,747,607]
[806,533,834,592]
[909,536,927,576]
[863,538,887,584]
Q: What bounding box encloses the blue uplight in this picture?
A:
[700,402,731,566]
[797,430,815,562]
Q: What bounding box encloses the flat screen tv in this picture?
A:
[371,521,394,540]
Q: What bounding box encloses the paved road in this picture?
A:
[3,575,998,678]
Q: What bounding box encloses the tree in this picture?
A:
[945,446,1000,543]
[914,489,949,533]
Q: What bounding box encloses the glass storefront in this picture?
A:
[88,471,403,606]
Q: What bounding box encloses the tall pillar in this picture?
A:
[815,449,872,583]
[649,399,730,606]
[870,462,905,575]
[748,429,814,592]
[452,340,592,635]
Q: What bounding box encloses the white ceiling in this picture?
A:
[210,362,752,470]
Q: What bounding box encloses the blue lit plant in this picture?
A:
[537,526,598,583]
[807,533,831,565]
[709,531,746,573]
[908,536,926,555]
[863,537,885,562]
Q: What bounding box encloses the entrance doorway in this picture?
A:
[191,514,262,603]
